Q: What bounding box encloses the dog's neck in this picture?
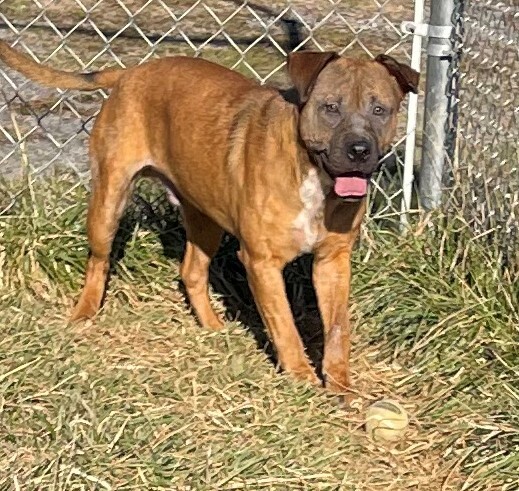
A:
[295,143,333,196]
[266,86,334,202]
[283,98,334,199]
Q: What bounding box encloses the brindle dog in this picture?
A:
[0,41,418,393]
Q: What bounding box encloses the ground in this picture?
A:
[0,177,517,490]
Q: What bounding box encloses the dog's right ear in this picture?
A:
[287,51,339,104]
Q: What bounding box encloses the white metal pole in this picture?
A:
[400,0,425,228]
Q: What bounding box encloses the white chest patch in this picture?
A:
[292,168,329,253]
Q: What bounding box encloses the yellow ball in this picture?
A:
[365,399,409,442]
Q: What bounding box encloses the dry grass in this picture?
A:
[0,176,517,490]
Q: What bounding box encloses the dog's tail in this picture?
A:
[0,40,124,90]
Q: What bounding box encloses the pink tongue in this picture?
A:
[334,176,368,197]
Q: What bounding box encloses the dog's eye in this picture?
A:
[373,106,386,116]
[325,103,340,113]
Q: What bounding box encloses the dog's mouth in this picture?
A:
[333,174,369,199]
[311,151,370,199]
[310,149,373,200]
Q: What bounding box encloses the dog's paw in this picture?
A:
[69,301,98,323]
[202,317,226,331]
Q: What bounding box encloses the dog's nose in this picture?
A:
[347,140,371,162]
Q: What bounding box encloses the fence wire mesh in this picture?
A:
[0,0,417,222]
[451,0,518,271]
[1,0,517,263]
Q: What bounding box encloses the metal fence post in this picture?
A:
[419,0,456,211]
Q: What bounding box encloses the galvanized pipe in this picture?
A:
[419,0,456,211]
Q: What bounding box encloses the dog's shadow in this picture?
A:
[111,190,325,376]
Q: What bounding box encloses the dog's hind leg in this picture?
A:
[180,202,225,331]
[70,160,138,322]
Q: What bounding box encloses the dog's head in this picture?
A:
[287,51,419,200]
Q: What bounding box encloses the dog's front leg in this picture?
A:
[240,249,319,385]
[313,233,359,394]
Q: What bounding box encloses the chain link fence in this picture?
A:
[1,0,517,266]
[0,0,418,222]
[450,0,518,271]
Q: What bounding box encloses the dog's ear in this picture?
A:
[287,51,339,104]
[375,54,420,94]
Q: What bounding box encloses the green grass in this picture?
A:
[0,176,517,490]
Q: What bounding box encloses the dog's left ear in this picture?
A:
[287,51,339,104]
[375,54,420,94]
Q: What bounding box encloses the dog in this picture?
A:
[0,40,418,393]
